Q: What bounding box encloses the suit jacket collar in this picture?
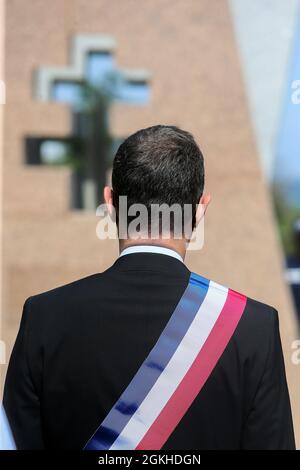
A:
[112,252,190,278]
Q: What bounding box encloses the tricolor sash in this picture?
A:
[84,272,247,450]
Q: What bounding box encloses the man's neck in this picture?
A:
[119,239,187,261]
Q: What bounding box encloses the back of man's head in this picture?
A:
[112,125,205,235]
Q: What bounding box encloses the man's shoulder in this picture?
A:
[243,295,278,322]
[192,273,280,366]
[239,295,279,346]
[20,270,119,343]
[193,271,278,332]
[25,269,115,316]
[28,273,100,303]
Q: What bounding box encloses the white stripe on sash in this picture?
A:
[110,281,228,450]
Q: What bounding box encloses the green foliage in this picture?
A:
[273,184,300,257]
[78,70,125,113]
[47,75,119,170]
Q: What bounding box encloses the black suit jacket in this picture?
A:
[3,253,295,449]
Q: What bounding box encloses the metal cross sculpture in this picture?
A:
[27,34,151,210]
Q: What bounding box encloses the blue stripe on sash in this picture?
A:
[84,272,209,450]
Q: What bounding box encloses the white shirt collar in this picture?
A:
[119,245,183,263]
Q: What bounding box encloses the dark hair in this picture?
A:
[112,125,205,231]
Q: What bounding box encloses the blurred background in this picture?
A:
[0,0,299,445]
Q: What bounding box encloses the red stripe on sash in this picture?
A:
[135,289,247,450]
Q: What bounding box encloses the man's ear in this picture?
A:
[103,186,114,217]
[195,192,211,225]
